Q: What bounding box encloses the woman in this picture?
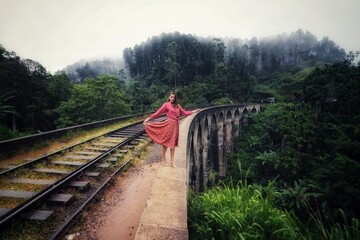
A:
[143,92,200,167]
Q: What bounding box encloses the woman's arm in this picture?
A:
[144,103,168,124]
[179,104,199,116]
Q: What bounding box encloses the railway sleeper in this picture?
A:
[100,139,122,143]
[32,168,70,175]
[120,136,134,139]
[112,153,124,158]
[107,157,118,162]
[84,172,100,177]
[72,151,100,155]
[26,209,55,221]
[47,193,73,205]
[84,147,109,152]
[115,129,134,133]
[117,130,134,133]
[96,163,110,168]
[64,155,94,160]
[105,137,124,141]
[117,132,134,135]
[109,135,130,139]
[9,178,56,185]
[52,160,85,166]
[0,189,37,198]
[92,143,117,147]
[69,181,90,190]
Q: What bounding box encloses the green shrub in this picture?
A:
[188,182,300,240]
[0,124,30,141]
[211,97,233,105]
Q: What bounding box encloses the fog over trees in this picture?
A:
[63,29,351,88]
[124,30,347,85]
[64,58,127,83]
[0,29,356,137]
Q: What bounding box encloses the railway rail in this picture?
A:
[0,119,155,239]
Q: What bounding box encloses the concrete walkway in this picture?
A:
[135,115,195,240]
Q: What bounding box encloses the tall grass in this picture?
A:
[188,180,301,240]
[284,196,360,240]
[188,161,360,239]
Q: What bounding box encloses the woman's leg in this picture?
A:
[162,145,168,164]
[170,148,176,167]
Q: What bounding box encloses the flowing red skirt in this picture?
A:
[144,119,179,148]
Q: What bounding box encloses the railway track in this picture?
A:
[0,119,153,239]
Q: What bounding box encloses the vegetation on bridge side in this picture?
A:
[188,63,360,239]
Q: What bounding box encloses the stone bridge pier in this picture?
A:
[186,104,260,192]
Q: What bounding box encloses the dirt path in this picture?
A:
[64,143,162,240]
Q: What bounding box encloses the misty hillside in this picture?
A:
[63,29,351,85]
[0,28,356,135]
[124,29,347,83]
[64,58,126,83]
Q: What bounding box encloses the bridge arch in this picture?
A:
[187,104,260,191]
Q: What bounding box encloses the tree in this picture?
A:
[0,93,16,121]
[48,71,72,109]
[118,68,127,89]
[165,41,181,88]
[55,75,131,127]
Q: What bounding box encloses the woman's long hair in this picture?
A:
[168,91,178,107]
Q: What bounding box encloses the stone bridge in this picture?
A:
[186,104,261,192]
[135,104,260,239]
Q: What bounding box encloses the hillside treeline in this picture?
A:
[123,29,345,87]
[0,29,353,141]
[123,29,348,108]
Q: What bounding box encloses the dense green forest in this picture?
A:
[188,63,360,239]
[0,46,130,139]
[1,29,359,238]
[2,29,352,141]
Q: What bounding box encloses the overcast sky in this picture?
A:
[1,0,359,72]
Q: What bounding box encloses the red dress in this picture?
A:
[144,102,193,148]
